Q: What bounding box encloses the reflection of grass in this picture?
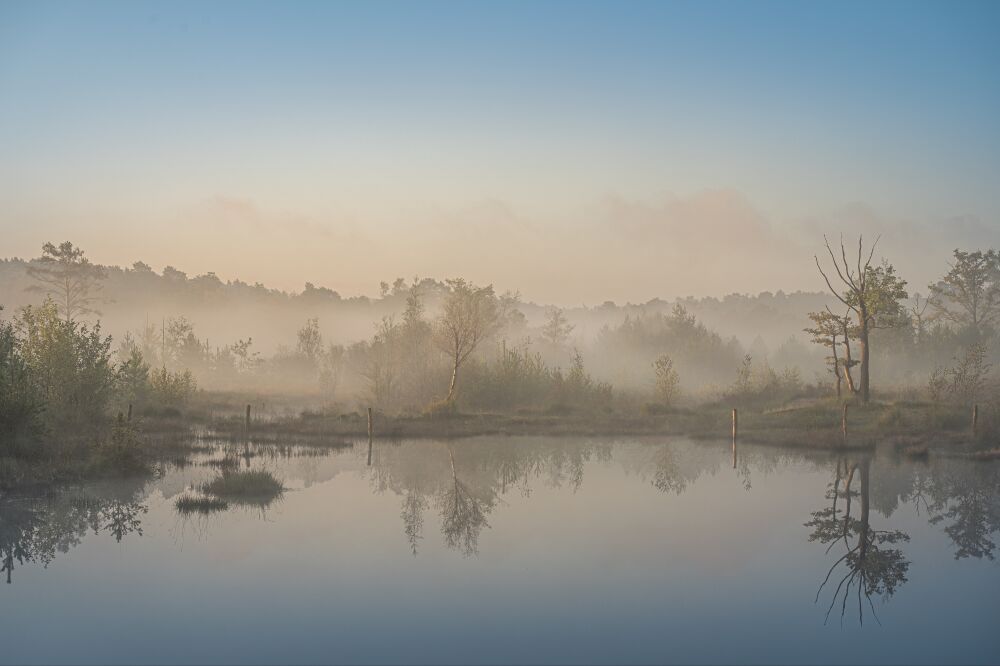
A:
[203,469,284,503]
[174,495,229,514]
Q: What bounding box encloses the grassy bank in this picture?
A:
[194,394,994,455]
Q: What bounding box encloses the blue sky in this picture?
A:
[1,1,998,301]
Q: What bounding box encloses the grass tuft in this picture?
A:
[174,495,229,514]
[202,469,284,501]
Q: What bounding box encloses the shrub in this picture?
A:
[653,354,680,405]
[96,413,147,473]
[16,299,115,433]
[0,311,44,454]
[149,366,197,408]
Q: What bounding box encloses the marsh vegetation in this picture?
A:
[2,239,1000,492]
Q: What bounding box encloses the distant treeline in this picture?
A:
[2,240,1000,443]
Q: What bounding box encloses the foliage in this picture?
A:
[815,235,908,403]
[928,248,1000,341]
[435,278,512,402]
[0,308,44,453]
[149,366,197,408]
[460,341,612,413]
[928,342,993,404]
[652,354,680,405]
[541,306,574,347]
[96,413,146,473]
[592,304,742,390]
[115,346,150,408]
[728,353,803,405]
[25,241,107,322]
[16,299,115,432]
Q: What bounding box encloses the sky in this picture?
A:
[1,1,999,304]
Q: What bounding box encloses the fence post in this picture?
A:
[245,404,251,437]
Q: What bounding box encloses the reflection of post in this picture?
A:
[841,403,849,445]
[972,404,978,437]
[245,404,251,437]
[367,407,373,466]
[127,403,132,422]
[731,408,738,468]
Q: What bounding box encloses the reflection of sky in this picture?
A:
[3,437,998,665]
[2,2,999,301]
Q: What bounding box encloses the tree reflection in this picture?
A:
[0,481,147,584]
[807,457,910,625]
[923,465,1000,560]
[400,490,427,556]
[438,444,494,556]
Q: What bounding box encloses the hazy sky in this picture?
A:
[2,1,999,304]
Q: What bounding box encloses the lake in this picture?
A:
[2,435,998,665]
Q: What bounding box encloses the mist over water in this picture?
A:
[3,2,1000,664]
[2,436,998,665]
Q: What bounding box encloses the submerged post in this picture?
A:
[972,404,979,437]
[731,408,738,468]
[842,403,849,444]
[367,407,373,466]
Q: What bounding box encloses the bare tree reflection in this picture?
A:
[807,457,910,625]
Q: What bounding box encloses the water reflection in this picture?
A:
[0,478,148,584]
[1,433,998,639]
[807,457,910,625]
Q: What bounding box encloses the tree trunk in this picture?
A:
[831,334,842,398]
[840,322,858,395]
[858,320,871,404]
[446,356,459,402]
[858,458,871,560]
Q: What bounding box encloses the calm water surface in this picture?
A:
[2,435,998,665]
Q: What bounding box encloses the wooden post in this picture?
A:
[367,407,373,466]
[126,403,132,422]
[842,403,849,444]
[245,404,251,436]
[972,404,979,437]
[731,408,738,469]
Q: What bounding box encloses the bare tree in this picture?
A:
[815,235,908,404]
[26,241,107,322]
[435,278,509,403]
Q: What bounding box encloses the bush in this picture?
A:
[653,354,680,406]
[96,413,147,473]
[16,299,115,433]
[0,312,44,454]
[149,366,197,408]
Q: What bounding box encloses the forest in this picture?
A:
[1,237,999,489]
